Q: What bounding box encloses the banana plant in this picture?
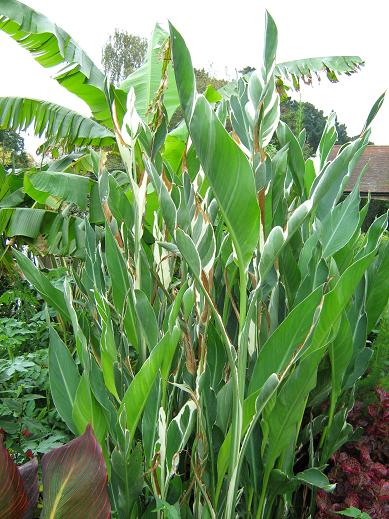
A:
[0,0,364,151]
[0,0,366,248]
[1,3,388,519]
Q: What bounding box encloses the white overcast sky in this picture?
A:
[0,0,387,154]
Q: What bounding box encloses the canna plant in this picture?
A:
[0,1,388,518]
[0,425,111,518]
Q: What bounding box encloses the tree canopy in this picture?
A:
[102,29,147,85]
[0,129,30,169]
[281,99,349,150]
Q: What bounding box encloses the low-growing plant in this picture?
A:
[0,425,111,518]
[0,278,51,359]
[0,349,70,464]
[0,1,388,518]
[316,388,389,518]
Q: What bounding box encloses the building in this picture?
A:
[329,145,389,200]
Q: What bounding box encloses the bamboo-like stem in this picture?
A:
[224,266,248,519]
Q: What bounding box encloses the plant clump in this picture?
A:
[316,388,389,518]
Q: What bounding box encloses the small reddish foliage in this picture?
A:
[316,388,389,519]
[25,449,33,460]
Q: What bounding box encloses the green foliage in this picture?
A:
[0,349,70,464]
[0,129,30,169]
[0,3,386,519]
[0,97,115,151]
[102,28,148,85]
[363,199,389,231]
[280,99,350,155]
[336,508,372,519]
[0,316,48,359]
[358,304,389,395]
[0,279,50,359]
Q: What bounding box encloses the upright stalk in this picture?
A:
[224,266,248,519]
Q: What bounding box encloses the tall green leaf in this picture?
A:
[48,328,80,434]
[170,23,260,268]
[72,374,107,445]
[120,327,181,441]
[248,286,323,395]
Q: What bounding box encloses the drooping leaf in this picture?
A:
[13,250,70,322]
[5,208,46,239]
[0,0,111,126]
[121,25,179,122]
[220,55,364,101]
[0,97,114,149]
[274,55,364,91]
[40,425,111,519]
[295,468,335,492]
[28,171,92,210]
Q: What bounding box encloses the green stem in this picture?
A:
[224,266,248,519]
[256,466,272,519]
[237,268,248,395]
[319,344,337,450]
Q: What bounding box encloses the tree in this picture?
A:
[279,99,351,156]
[0,129,30,169]
[102,29,147,85]
[194,67,227,93]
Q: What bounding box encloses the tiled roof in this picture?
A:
[329,145,389,199]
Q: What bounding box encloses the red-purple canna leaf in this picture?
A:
[40,424,111,519]
[0,434,28,519]
[18,459,39,519]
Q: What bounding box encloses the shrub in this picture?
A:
[316,388,389,519]
[0,349,70,464]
